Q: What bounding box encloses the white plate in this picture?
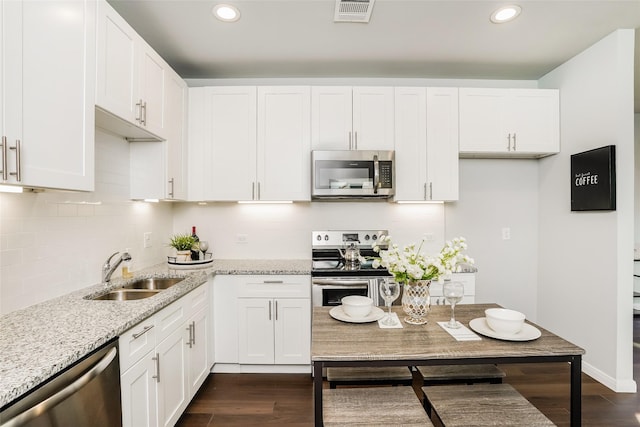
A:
[329,306,385,323]
[469,317,541,341]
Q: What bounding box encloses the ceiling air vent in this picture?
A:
[334,0,375,23]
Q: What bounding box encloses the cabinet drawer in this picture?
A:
[156,296,187,343]
[119,316,158,372]
[186,283,208,313]
[236,275,311,298]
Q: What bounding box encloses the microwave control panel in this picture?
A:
[379,162,393,188]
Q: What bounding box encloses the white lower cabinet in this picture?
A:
[430,273,476,306]
[213,275,311,373]
[119,284,210,427]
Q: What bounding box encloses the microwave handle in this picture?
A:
[373,154,379,194]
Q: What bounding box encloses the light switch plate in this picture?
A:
[143,232,152,248]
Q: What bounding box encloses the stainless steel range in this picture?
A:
[311,229,398,307]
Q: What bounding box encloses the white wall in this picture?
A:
[0,129,172,314]
[538,30,636,392]
[445,159,539,318]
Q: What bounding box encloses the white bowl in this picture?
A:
[485,308,525,335]
[341,295,373,319]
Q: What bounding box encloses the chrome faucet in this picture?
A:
[102,251,132,284]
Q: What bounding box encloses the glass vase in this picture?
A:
[401,280,431,325]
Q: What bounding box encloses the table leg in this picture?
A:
[570,355,582,427]
[313,361,323,426]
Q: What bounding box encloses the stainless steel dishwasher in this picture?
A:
[0,339,122,427]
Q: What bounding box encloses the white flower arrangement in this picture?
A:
[368,235,474,284]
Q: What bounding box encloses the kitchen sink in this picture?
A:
[91,289,161,301]
[121,277,184,290]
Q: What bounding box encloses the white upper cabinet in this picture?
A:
[459,88,559,158]
[394,87,459,201]
[311,86,394,151]
[188,86,310,202]
[0,0,95,191]
[164,71,188,200]
[257,86,311,201]
[96,0,166,141]
[188,86,257,201]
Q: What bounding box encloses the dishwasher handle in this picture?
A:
[0,347,118,427]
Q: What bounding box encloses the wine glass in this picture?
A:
[443,281,464,328]
[199,241,209,258]
[379,279,400,326]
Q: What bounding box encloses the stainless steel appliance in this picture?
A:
[0,339,122,427]
[311,150,395,199]
[311,229,399,307]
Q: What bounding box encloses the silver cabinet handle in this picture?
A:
[191,321,196,346]
[186,324,193,349]
[354,131,358,150]
[1,136,7,181]
[252,182,255,200]
[348,131,352,150]
[141,101,147,126]
[512,133,517,151]
[168,178,174,198]
[263,280,284,284]
[257,182,261,200]
[275,300,278,321]
[0,347,118,427]
[429,182,433,200]
[152,353,160,383]
[507,134,511,151]
[135,99,142,123]
[9,140,21,182]
[132,324,154,339]
[268,300,272,321]
[423,183,427,201]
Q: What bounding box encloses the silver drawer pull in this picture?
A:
[132,325,154,339]
[263,280,284,284]
[152,353,160,383]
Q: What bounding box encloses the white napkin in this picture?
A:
[378,313,403,328]
[437,321,481,341]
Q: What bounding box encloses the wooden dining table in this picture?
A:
[311,303,585,427]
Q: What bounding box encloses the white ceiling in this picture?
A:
[108,0,640,112]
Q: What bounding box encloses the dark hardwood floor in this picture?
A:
[177,318,640,426]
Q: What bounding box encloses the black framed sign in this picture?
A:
[570,145,616,211]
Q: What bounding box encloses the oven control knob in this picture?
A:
[316,234,322,241]
[364,234,370,241]
[324,234,329,241]
[372,234,378,241]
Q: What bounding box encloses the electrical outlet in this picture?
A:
[236,234,248,244]
[501,227,511,240]
[143,232,152,248]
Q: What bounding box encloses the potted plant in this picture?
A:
[169,233,196,262]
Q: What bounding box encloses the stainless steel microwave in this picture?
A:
[311,150,395,199]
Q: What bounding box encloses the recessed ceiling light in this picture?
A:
[490,5,521,23]
[213,4,240,22]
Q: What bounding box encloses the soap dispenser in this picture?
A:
[122,248,134,278]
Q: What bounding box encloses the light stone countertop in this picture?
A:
[0,259,311,408]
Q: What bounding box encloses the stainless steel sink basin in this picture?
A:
[122,277,184,290]
[91,289,161,301]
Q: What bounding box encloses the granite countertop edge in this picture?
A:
[0,259,311,408]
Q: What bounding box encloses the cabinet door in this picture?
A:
[96,0,138,124]
[311,86,352,150]
[274,298,311,365]
[156,326,189,427]
[120,352,158,427]
[509,89,559,154]
[257,86,311,201]
[394,87,427,201]
[352,87,395,150]
[138,41,166,137]
[426,87,459,201]
[187,307,209,396]
[190,87,257,201]
[12,0,95,191]
[165,71,188,199]
[238,298,274,364]
[459,88,508,153]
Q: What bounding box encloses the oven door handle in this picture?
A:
[312,278,370,287]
